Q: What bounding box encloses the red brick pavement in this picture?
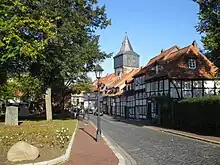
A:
[63,121,118,165]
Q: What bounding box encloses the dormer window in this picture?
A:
[188,58,196,69]
[151,64,163,74]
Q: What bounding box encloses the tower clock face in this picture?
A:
[127,56,132,64]
[133,57,136,63]
[127,56,136,66]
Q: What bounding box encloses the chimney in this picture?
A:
[192,40,198,50]
[161,49,164,53]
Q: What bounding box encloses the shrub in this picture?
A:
[173,95,220,135]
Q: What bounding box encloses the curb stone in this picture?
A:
[90,121,137,165]
[145,126,220,146]
[17,120,79,165]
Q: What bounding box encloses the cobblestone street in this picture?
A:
[90,115,220,165]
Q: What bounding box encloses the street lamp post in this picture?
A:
[94,64,104,142]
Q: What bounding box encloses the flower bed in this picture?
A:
[0,119,77,165]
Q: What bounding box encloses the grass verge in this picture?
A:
[0,119,77,165]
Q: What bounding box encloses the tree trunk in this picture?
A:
[45,88,52,120]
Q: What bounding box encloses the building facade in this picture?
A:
[93,38,220,124]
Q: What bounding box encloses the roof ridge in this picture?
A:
[163,45,193,62]
[168,45,191,57]
[145,45,178,67]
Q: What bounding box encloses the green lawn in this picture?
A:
[0,119,77,165]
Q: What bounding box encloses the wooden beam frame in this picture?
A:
[169,79,181,99]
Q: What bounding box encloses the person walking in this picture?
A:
[81,109,85,119]
[73,108,77,119]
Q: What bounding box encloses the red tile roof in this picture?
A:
[125,78,134,84]
[92,73,119,92]
[109,69,141,88]
[14,89,24,97]
[147,46,179,67]
[133,46,179,78]
[146,44,218,80]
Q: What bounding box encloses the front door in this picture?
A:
[147,102,152,120]
[125,106,128,119]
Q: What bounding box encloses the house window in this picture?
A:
[188,59,196,69]
[183,81,191,90]
[159,80,163,90]
[150,82,156,91]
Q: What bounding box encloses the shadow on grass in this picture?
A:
[0,111,74,123]
[79,127,96,141]
[20,111,74,121]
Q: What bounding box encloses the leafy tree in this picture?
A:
[29,0,111,89]
[0,0,111,112]
[28,0,112,109]
[194,0,220,65]
[71,76,93,93]
[0,0,56,77]
[0,83,14,101]
[0,74,42,102]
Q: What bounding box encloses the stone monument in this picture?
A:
[45,88,52,120]
[5,106,18,126]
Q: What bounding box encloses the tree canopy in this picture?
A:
[71,75,93,93]
[28,0,111,88]
[194,0,220,65]
[0,0,111,102]
[0,73,41,102]
[0,0,56,75]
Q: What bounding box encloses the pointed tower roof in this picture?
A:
[115,33,139,57]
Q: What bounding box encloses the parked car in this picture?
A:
[94,110,103,116]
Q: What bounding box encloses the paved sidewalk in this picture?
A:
[146,126,220,145]
[63,121,118,165]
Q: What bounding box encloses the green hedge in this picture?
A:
[172,96,220,135]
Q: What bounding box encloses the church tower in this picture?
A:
[114,33,140,76]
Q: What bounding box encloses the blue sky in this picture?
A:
[89,0,201,80]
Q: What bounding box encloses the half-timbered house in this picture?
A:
[124,79,136,118]
[92,73,119,113]
[132,68,147,120]
[145,41,220,123]
[106,69,140,117]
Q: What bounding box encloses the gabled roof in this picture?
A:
[146,46,179,67]
[146,42,218,80]
[133,46,179,78]
[92,73,119,92]
[93,73,117,85]
[125,78,134,84]
[109,69,140,88]
[115,33,140,57]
